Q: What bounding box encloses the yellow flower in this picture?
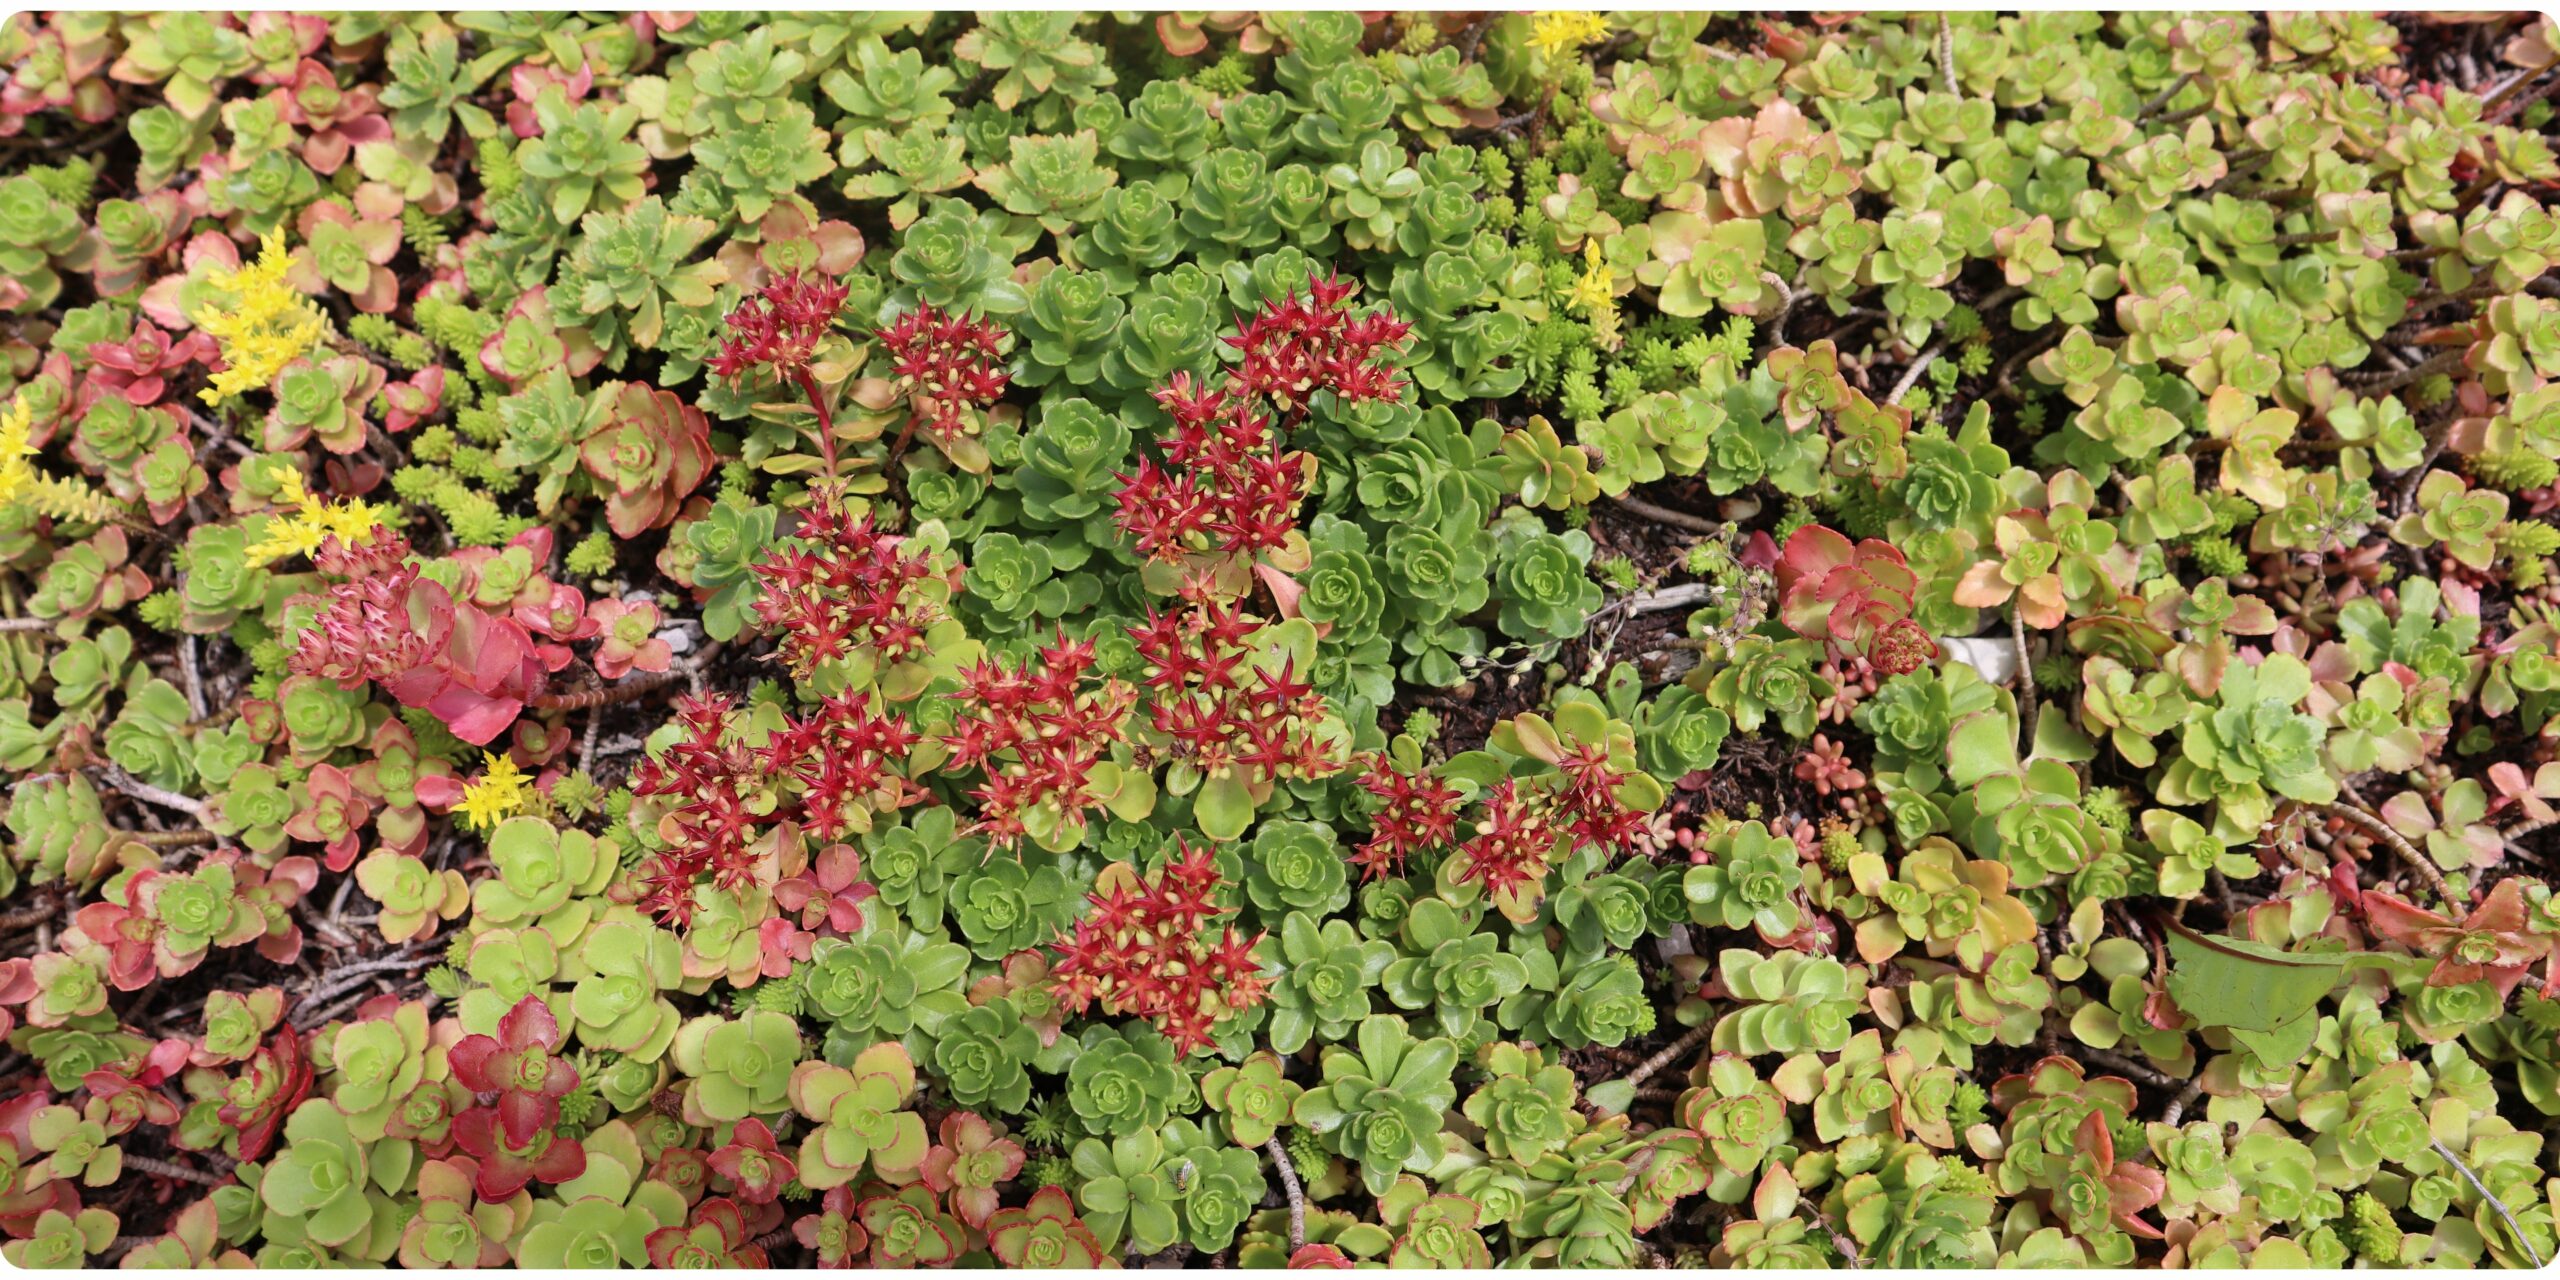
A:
[191,232,327,406]
[1564,238,1618,317]
[0,392,123,524]
[456,752,533,831]
[1527,10,1611,60]
[243,459,390,567]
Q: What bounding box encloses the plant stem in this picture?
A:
[2430,1138,2545,1267]
[1623,1021,1712,1090]
[2325,797,2461,909]
[791,368,839,481]
[1608,494,1721,535]
[100,767,215,828]
[1265,1138,1306,1250]
[123,1155,229,1187]
[2135,70,2197,122]
[0,615,55,632]
[532,669,682,712]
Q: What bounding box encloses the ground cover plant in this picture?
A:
[3,7,2560,1270]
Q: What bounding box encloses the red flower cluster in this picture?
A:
[631,691,916,922]
[1350,753,1464,882]
[876,302,1010,449]
[1776,524,1937,677]
[1127,584,1339,788]
[1225,272,1413,412]
[709,270,850,381]
[940,633,1137,848]
[1451,779,1558,903]
[1048,842,1268,1055]
[750,498,957,680]
[1113,274,1411,567]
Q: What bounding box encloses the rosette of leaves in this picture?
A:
[1694,634,1828,740]
[1066,1023,1195,1138]
[1825,1145,1998,1268]
[952,12,1115,126]
[1491,514,1602,645]
[1239,817,1352,921]
[1713,949,1863,1056]
[564,911,684,1059]
[1683,820,1806,937]
[859,805,975,924]
[472,815,611,929]
[494,368,610,515]
[931,998,1042,1114]
[0,174,88,313]
[1098,261,1223,392]
[1292,1014,1461,1196]
[888,198,1032,315]
[582,381,715,538]
[1463,1041,1581,1164]
[669,1009,803,1122]
[1007,394,1128,529]
[263,355,383,455]
[672,492,777,642]
[1200,1051,1302,1148]
[788,1040,931,1190]
[841,122,973,230]
[257,1101,381,1248]
[1379,896,1528,1041]
[975,130,1116,235]
[1065,1126,1183,1254]
[516,86,648,224]
[822,36,958,146]
[1012,267,1124,388]
[2154,650,2335,842]
[803,923,970,1058]
[1512,952,1655,1048]
[1848,836,2037,966]
[556,196,726,362]
[1261,910,1396,1055]
[948,847,1075,959]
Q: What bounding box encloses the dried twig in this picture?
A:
[1607,494,1721,535]
[123,1155,230,1188]
[2430,1138,2546,1267]
[1885,340,1944,406]
[1264,1138,1306,1251]
[2160,1078,2206,1127]
[1622,1022,1713,1090]
[2329,786,2462,910]
[2078,1044,2185,1090]
[100,767,216,828]
[0,615,56,633]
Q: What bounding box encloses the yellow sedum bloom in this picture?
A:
[456,752,534,831]
[0,393,124,525]
[1564,239,1622,349]
[191,232,327,406]
[243,460,393,566]
[1527,11,1611,60]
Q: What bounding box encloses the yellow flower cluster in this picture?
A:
[456,752,534,831]
[0,393,124,525]
[1564,239,1622,349]
[1527,10,1611,60]
[243,460,392,566]
[191,232,327,406]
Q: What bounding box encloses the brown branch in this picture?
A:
[2432,1138,2546,1267]
[100,767,215,828]
[1607,494,1721,535]
[123,1155,230,1187]
[531,669,682,713]
[1622,1022,1713,1090]
[1265,1138,1306,1251]
[2326,797,2461,909]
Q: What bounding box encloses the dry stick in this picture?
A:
[1623,1021,1713,1090]
[293,949,436,1016]
[2325,798,2461,909]
[1810,1206,1866,1269]
[179,635,207,721]
[1607,494,1721,535]
[124,828,215,848]
[2430,1138,2546,1267]
[2160,1078,2206,1127]
[1935,14,1956,96]
[1264,1138,1306,1251]
[2078,1044,2185,1090]
[1885,340,1944,407]
[123,1155,229,1187]
[2341,346,2466,396]
[0,615,55,632]
[532,668,683,713]
[1624,583,1712,616]
[2009,604,2036,735]
[2135,70,2198,122]
[100,767,215,828]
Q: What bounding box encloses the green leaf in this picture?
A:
[2160,923,2345,1033]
